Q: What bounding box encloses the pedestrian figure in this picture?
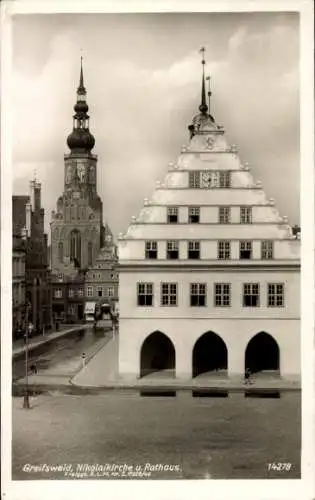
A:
[81,353,86,368]
[30,363,37,374]
[244,367,251,385]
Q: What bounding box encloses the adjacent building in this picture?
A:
[118,54,300,382]
[12,183,52,336]
[50,59,118,322]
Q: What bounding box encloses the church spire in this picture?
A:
[66,57,95,154]
[199,47,208,115]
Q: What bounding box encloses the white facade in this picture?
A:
[118,72,300,382]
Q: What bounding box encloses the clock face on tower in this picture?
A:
[201,172,212,188]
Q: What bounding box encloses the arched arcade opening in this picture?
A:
[245,332,280,375]
[193,331,228,378]
[140,331,175,378]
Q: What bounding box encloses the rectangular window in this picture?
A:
[137,282,153,306]
[218,240,231,260]
[161,282,177,306]
[54,288,62,298]
[219,206,231,224]
[68,304,75,315]
[243,283,260,307]
[87,286,93,297]
[190,283,206,307]
[214,283,231,307]
[219,172,231,188]
[167,206,178,223]
[145,240,158,259]
[189,171,200,188]
[268,283,284,307]
[167,240,179,259]
[68,288,74,298]
[240,206,252,224]
[188,241,200,259]
[97,286,103,297]
[108,286,114,297]
[240,240,252,259]
[188,206,200,223]
[78,288,84,297]
[261,240,273,260]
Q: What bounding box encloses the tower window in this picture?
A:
[188,207,200,223]
[261,240,273,260]
[137,283,153,306]
[219,172,231,188]
[188,241,200,259]
[189,171,200,188]
[145,240,158,259]
[58,242,63,262]
[167,207,178,223]
[70,229,81,267]
[240,207,252,224]
[167,240,179,259]
[219,207,231,224]
[161,283,177,306]
[190,283,206,307]
[218,240,231,260]
[214,283,231,307]
[268,283,284,307]
[243,283,260,307]
[240,240,252,259]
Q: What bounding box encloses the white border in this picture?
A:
[1,1,314,500]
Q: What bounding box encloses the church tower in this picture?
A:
[118,49,300,384]
[50,58,105,276]
[50,59,118,322]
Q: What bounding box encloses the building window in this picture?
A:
[218,240,231,260]
[240,206,252,224]
[86,286,93,297]
[261,240,273,260]
[214,283,231,307]
[88,242,93,266]
[68,304,75,315]
[58,242,63,262]
[190,283,206,307]
[240,240,252,259]
[145,240,158,259]
[268,283,284,307]
[54,288,62,298]
[188,206,200,223]
[219,172,231,188]
[189,171,200,188]
[68,288,74,298]
[70,229,81,267]
[243,283,260,307]
[167,207,178,223]
[161,283,177,306]
[188,241,200,259]
[137,283,153,306]
[57,273,63,282]
[108,287,114,297]
[219,207,231,224]
[78,288,84,297]
[167,240,179,259]
[97,286,103,297]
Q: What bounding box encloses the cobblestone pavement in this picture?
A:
[12,391,300,480]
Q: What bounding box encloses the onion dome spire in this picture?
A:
[199,47,208,115]
[67,57,95,154]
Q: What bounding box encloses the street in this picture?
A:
[12,390,300,480]
[13,327,108,381]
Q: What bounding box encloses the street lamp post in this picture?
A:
[23,303,32,409]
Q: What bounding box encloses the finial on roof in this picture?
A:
[78,55,85,94]
[206,75,212,113]
[199,47,208,115]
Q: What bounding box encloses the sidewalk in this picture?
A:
[14,333,301,392]
[13,324,87,358]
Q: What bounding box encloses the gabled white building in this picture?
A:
[118,54,300,383]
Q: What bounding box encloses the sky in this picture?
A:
[11,12,300,237]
